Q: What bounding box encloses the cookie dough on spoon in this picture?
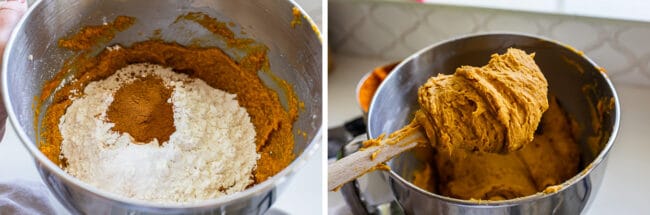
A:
[416,48,548,153]
[328,48,548,190]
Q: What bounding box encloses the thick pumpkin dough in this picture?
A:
[417,48,549,153]
[427,97,580,200]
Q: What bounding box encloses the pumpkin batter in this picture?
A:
[413,49,578,199]
[417,48,548,153]
[38,14,298,184]
[413,97,579,200]
[363,48,579,200]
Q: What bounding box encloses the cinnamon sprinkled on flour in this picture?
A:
[59,63,258,203]
[106,76,175,144]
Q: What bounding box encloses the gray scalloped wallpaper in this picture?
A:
[330,1,650,87]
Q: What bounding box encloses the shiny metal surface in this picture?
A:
[367,33,619,214]
[2,0,321,214]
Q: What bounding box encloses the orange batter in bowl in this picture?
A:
[360,49,580,201]
[413,97,580,200]
[38,14,299,184]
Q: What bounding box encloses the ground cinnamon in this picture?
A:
[106,75,175,144]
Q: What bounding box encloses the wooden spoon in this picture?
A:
[327,121,427,191]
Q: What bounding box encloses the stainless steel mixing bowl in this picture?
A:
[2,0,321,214]
[366,33,619,214]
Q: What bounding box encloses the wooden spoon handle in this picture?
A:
[328,121,425,191]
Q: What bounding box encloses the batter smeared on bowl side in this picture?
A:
[38,14,300,202]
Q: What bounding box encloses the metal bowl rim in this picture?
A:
[367,32,621,206]
[1,0,323,209]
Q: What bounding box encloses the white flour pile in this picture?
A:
[59,63,259,203]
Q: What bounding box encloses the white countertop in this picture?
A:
[327,53,650,214]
